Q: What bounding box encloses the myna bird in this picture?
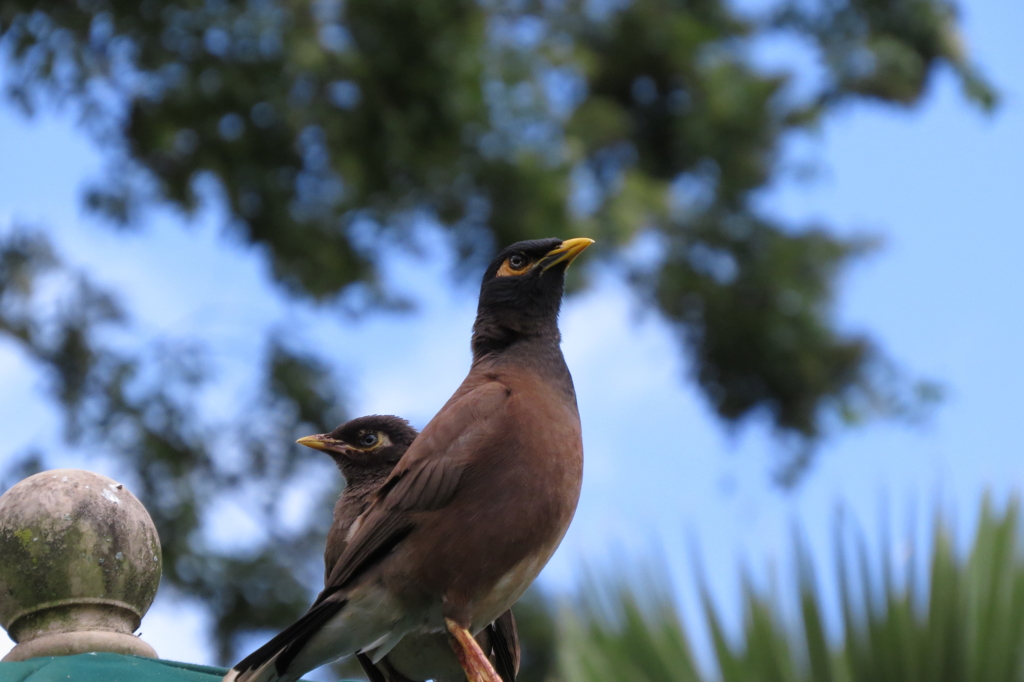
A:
[297,415,520,682]
[225,237,593,682]
[297,415,419,583]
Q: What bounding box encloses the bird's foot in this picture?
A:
[445,618,502,682]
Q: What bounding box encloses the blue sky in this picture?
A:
[1,0,1022,670]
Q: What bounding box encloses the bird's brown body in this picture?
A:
[301,414,520,682]
[323,444,405,584]
[376,349,582,631]
[225,237,592,682]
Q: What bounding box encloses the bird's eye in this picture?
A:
[496,253,532,277]
[359,433,379,447]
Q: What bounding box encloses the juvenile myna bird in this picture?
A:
[297,415,520,682]
[298,415,418,583]
[225,237,592,682]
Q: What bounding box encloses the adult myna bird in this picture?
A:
[224,237,592,682]
[297,415,520,682]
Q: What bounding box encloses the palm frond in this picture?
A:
[559,496,1024,682]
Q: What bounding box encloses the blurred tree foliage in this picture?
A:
[0,0,995,669]
[560,497,1024,682]
[0,229,347,662]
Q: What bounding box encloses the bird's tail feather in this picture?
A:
[223,599,347,682]
[222,653,283,682]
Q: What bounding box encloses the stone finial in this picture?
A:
[0,469,162,662]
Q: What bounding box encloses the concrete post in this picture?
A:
[0,469,162,661]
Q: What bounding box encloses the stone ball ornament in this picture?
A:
[0,469,162,661]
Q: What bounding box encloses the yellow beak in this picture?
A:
[296,434,331,452]
[541,238,595,272]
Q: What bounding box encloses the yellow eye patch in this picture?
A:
[496,256,532,277]
[353,431,392,450]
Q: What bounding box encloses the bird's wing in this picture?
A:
[489,610,521,682]
[319,380,511,598]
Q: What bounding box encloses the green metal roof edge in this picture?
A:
[152,656,231,675]
[0,652,337,681]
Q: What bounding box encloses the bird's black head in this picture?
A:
[472,237,594,358]
[296,415,418,481]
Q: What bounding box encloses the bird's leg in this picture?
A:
[446,617,502,682]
